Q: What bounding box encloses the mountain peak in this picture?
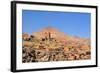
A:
[44,26,58,31]
[46,26,53,29]
[32,26,70,43]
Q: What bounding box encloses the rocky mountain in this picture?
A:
[22,26,91,63]
[33,26,69,41]
[32,26,90,46]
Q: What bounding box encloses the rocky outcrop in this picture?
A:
[22,27,91,63]
[22,46,90,63]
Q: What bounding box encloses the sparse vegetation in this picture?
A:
[22,27,91,63]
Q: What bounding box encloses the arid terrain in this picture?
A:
[22,27,91,63]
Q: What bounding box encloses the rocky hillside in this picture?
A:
[22,27,91,63]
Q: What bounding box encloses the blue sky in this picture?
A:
[22,10,91,38]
